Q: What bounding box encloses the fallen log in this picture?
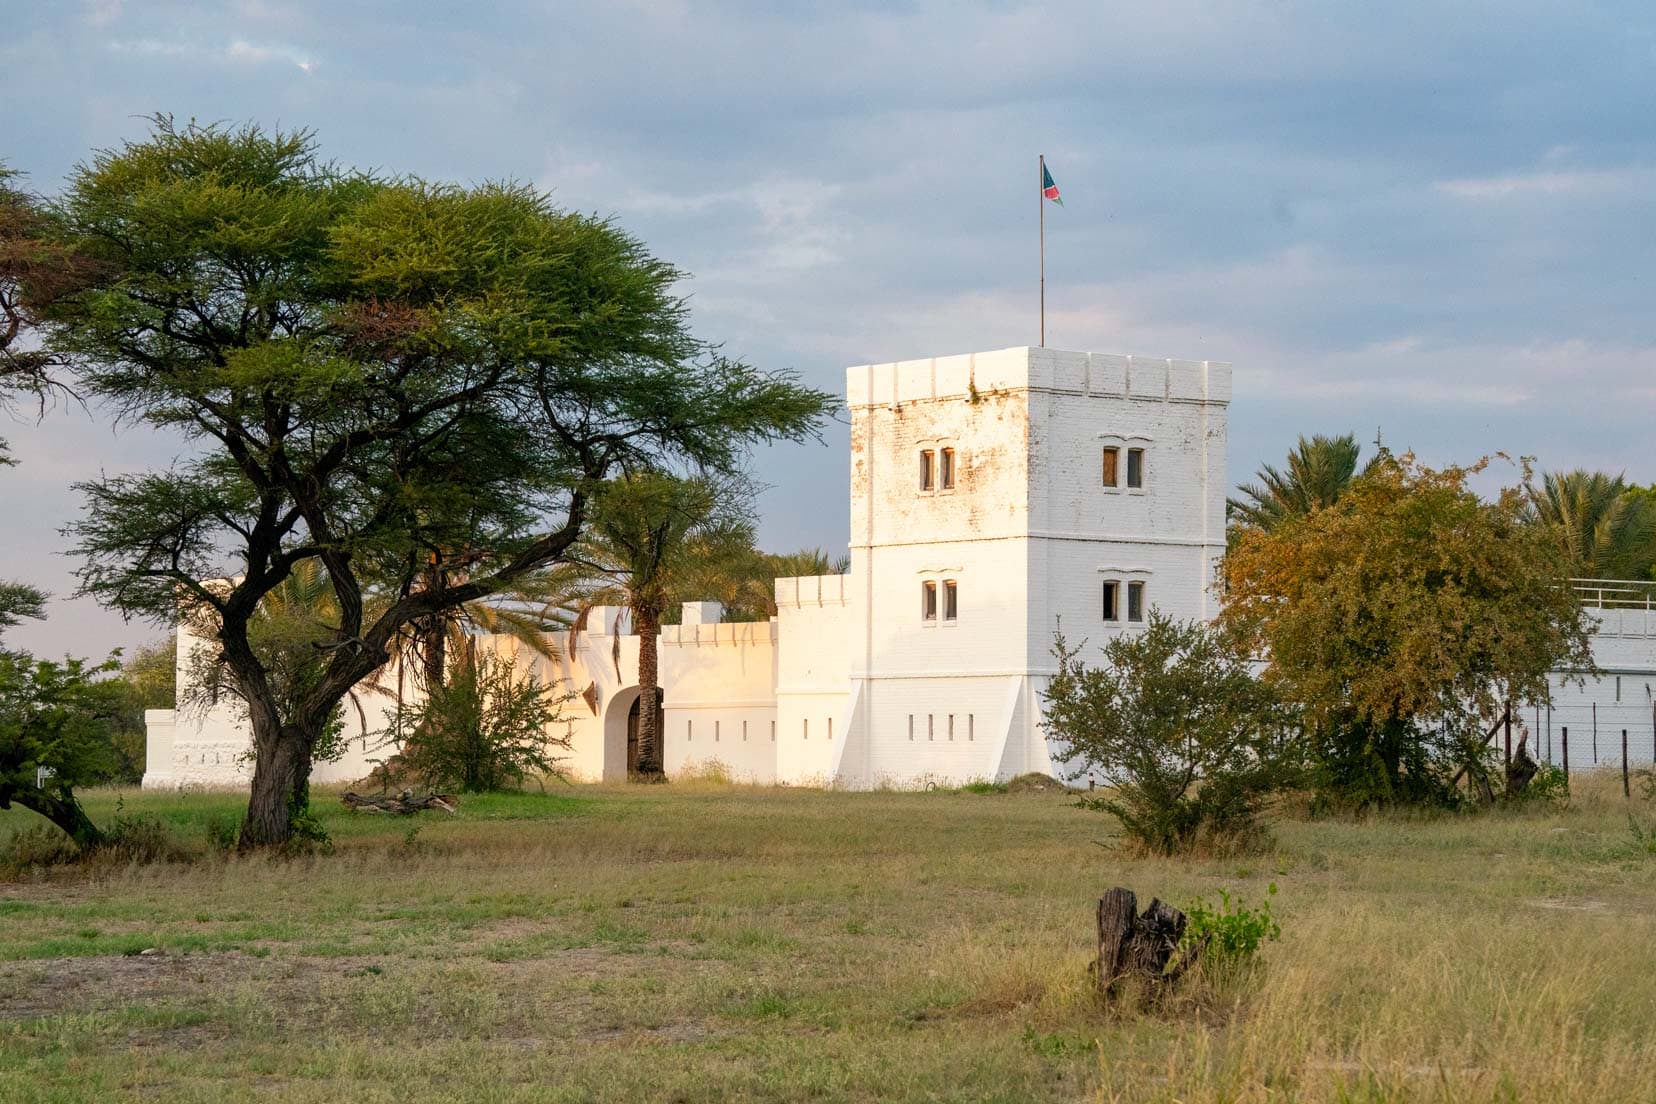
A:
[341,790,458,816]
[1094,887,1207,999]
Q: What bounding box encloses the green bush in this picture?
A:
[382,649,572,793]
[1044,613,1298,854]
[1183,884,1281,966]
[204,814,241,852]
[102,808,187,865]
[0,825,79,878]
[1520,762,1571,806]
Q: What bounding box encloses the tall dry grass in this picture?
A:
[0,776,1653,1101]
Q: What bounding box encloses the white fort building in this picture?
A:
[143,345,1656,789]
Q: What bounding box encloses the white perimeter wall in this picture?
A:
[661,620,780,783]
[143,616,391,789]
[775,575,854,785]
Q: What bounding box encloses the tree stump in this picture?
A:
[1505,733,1539,798]
[1094,887,1205,998]
[341,790,458,815]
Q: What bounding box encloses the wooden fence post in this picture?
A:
[1504,702,1512,771]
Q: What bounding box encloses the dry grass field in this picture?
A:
[2,775,1655,1103]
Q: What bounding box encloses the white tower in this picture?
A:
[832,347,1230,786]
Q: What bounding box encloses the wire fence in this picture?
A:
[1523,675,1656,770]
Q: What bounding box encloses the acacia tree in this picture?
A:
[0,168,126,847]
[1222,453,1594,805]
[0,163,80,465]
[27,119,832,846]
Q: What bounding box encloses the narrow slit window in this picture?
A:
[928,714,935,741]
[770,720,775,742]
[908,714,915,741]
[922,580,938,621]
[1102,447,1120,488]
[1127,580,1145,622]
[1127,448,1145,489]
[1102,580,1119,621]
[687,719,693,741]
[803,718,809,740]
[714,720,720,743]
[968,714,974,741]
[948,714,955,741]
[742,720,748,742]
[943,580,958,621]
[919,449,935,491]
[827,717,833,741]
[939,447,956,490]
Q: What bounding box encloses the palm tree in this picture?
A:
[388,570,569,699]
[696,546,851,622]
[560,471,755,778]
[1228,433,1371,533]
[1526,470,1656,581]
[765,547,851,579]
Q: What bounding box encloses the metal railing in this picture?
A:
[1570,578,1656,610]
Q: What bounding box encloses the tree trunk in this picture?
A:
[1,786,106,851]
[238,717,315,849]
[633,604,663,777]
[421,619,446,691]
[1376,716,1407,796]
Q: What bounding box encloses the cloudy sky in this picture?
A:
[4,0,1656,655]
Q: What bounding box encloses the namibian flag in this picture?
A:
[1042,163,1063,206]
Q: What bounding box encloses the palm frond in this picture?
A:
[1229,433,1365,532]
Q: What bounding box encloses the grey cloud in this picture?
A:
[5,0,1656,655]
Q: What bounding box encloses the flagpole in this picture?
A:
[1038,153,1045,348]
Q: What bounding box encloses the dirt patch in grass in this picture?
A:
[0,950,264,1022]
[0,945,722,1048]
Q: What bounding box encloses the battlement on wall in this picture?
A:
[774,574,850,609]
[844,346,1231,408]
[659,621,778,647]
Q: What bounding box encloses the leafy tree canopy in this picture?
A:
[0,582,45,638]
[1221,452,1595,804]
[0,162,84,466]
[0,651,123,849]
[24,117,834,845]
